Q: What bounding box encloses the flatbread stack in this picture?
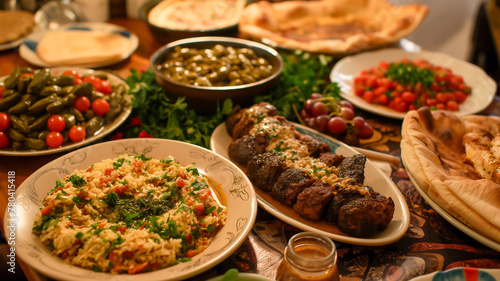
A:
[238,0,428,54]
[0,10,36,44]
[401,107,500,244]
[36,30,132,66]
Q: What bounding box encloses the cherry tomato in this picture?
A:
[0,86,5,96]
[74,96,91,112]
[91,98,110,116]
[69,126,86,142]
[63,70,83,85]
[446,100,459,111]
[46,131,63,148]
[83,76,112,95]
[362,91,374,103]
[0,113,11,132]
[0,132,9,149]
[47,115,65,132]
[401,92,417,104]
[63,70,83,79]
[376,94,389,105]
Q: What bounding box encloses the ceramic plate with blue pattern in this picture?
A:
[19,22,138,68]
[410,268,500,281]
[210,122,411,246]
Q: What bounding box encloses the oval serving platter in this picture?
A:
[211,122,410,246]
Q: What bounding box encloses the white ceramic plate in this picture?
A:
[402,155,500,252]
[19,22,138,68]
[6,138,258,281]
[409,268,500,281]
[207,272,275,281]
[0,67,132,156]
[330,48,497,119]
[210,122,410,246]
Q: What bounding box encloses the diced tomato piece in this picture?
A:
[401,92,417,104]
[362,90,374,103]
[198,189,211,201]
[99,219,107,228]
[123,251,134,259]
[373,86,387,97]
[425,98,438,107]
[453,91,468,103]
[108,250,119,262]
[176,177,185,188]
[354,86,365,97]
[194,203,205,216]
[393,97,408,112]
[376,94,389,105]
[41,205,53,215]
[184,250,198,258]
[112,261,121,273]
[185,233,193,244]
[128,262,149,274]
[365,75,378,88]
[446,100,459,111]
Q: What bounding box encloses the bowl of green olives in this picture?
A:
[150,36,283,113]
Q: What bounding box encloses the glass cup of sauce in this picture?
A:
[276,232,340,281]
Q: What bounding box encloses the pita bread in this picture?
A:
[238,0,428,54]
[401,107,500,244]
[0,10,35,44]
[36,30,132,66]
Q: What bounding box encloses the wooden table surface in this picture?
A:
[2,18,500,281]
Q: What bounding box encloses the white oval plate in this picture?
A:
[402,154,500,252]
[0,67,132,156]
[19,22,138,68]
[6,138,257,281]
[210,122,410,246]
[409,267,500,281]
[330,48,497,119]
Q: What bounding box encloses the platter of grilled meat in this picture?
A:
[211,102,410,246]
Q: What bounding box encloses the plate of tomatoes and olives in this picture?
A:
[330,48,497,119]
[0,67,131,156]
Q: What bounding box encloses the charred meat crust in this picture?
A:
[326,187,395,237]
[338,153,366,185]
[293,180,335,221]
[226,102,278,139]
[271,168,314,205]
[246,152,287,192]
[228,134,269,166]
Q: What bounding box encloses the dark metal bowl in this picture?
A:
[150,36,284,113]
[139,0,240,44]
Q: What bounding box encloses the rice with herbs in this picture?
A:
[32,154,227,274]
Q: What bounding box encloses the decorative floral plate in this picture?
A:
[6,138,258,281]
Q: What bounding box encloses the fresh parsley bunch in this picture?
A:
[126,68,233,148]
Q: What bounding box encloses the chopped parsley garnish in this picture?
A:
[66,174,86,187]
[113,158,126,169]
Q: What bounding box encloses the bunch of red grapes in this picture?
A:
[299,93,374,145]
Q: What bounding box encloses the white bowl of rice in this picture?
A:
[8,138,258,281]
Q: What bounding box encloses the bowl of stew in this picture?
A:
[150,36,283,113]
